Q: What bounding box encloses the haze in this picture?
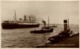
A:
[1,1,79,25]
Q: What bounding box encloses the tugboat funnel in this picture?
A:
[64,20,68,32]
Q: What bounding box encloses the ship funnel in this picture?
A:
[42,20,46,27]
[24,15,27,21]
[64,20,68,32]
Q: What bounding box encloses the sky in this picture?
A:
[1,1,79,25]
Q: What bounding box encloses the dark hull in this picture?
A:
[2,23,40,29]
[30,29,53,33]
[48,30,73,43]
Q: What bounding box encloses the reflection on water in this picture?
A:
[1,25,79,48]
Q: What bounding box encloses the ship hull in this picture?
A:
[2,23,40,29]
[30,29,53,33]
[48,30,72,43]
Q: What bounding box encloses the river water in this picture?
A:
[1,24,79,48]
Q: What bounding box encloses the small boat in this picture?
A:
[52,25,57,27]
[30,16,54,33]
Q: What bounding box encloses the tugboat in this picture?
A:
[1,11,40,29]
[30,16,54,33]
[48,19,73,43]
[30,26,53,33]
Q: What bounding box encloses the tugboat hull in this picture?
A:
[30,29,53,33]
[48,30,72,43]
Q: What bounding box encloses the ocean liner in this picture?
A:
[2,11,40,29]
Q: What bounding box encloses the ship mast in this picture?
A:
[48,16,49,26]
[67,18,70,30]
[14,10,17,22]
